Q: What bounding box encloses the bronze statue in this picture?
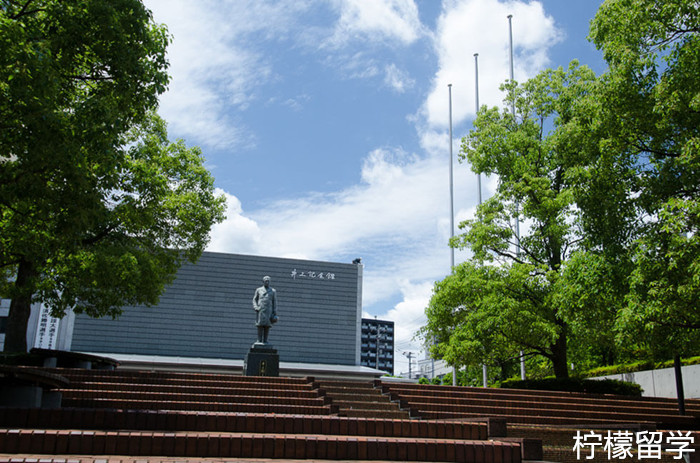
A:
[252,276,277,345]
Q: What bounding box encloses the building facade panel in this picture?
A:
[70,252,362,365]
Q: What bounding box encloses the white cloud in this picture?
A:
[383,280,434,342]
[207,142,475,276]
[421,0,563,130]
[145,0,312,150]
[320,1,426,87]
[207,190,263,254]
[328,0,424,47]
[145,0,428,150]
[251,149,449,260]
[384,63,415,93]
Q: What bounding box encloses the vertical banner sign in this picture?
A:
[35,305,60,349]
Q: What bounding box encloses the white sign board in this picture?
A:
[34,305,60,349]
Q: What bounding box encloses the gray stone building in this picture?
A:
[4,252,365,367]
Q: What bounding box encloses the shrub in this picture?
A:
[585,356,700,378]
[499,377,643,396]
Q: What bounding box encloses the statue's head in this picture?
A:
[263,276,271,287]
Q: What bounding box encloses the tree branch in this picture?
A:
[498,325,550,358]
[489,245,528,265]
[64,74,115,82]
[655,319,700,330]
[562,236,585,259]
[81,223,120,246]
[0,257,22,270]
[632,140,682,159]
[10,0,43,20]
[501,278,544,308]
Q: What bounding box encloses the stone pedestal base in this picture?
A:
[244,345,279,377]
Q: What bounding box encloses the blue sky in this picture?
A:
[144,0,607,374]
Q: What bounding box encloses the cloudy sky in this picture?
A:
[144,0,607,375]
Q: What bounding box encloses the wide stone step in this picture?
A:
[67,381,322,398]
[321,385,383,395]
[408,401,699,427]
[0,429,521,462]
[415,409,672,427]
[342,409,414,419]
[0,408,487,440]
[333,400,404,411]
[393,392,700,416]
[59,371,314,390]
[329,392,389,402]
[383,383,700,413]
[316,381,380,392]
[60,389,327,406]
[60,397,334,415]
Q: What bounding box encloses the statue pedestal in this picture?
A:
[244,344,279,377]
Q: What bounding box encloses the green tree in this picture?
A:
[554,250,631,368]
[622,199,700,357]
[421,260,554,380]
[444,62,604,378]
[1,0,226,352]
[421,262,515,375]
[589,0,700,356]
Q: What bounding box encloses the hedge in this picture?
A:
[585,356,700,378]
[499,377,643,396]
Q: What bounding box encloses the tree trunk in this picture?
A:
[673,354,685,415]
[4,259,36,352]
[551,320,569,378]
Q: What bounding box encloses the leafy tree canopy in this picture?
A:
[590,0,700,356]
[421,260,562,375]
[424,62,604,378]
[1,0,226,352]
[421,0,700,382]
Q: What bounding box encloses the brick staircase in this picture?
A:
[380,381,700,463]
[381,382,700,429]
[0,366,523,462]
[316,379,412,419]
[58,369,333,415]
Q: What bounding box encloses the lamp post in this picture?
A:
[403,351,414,379]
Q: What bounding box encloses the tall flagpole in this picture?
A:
[475,52,488,388]
[448,83,457,386]
[507,15,520,258]
[448,84,455,270]
[474,53,482,205]
[508,14,527,381]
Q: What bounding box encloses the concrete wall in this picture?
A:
[69,252,362,365]
[594,364,700,398]
[0,299,8,350]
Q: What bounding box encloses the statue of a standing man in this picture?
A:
[252,276,278,345]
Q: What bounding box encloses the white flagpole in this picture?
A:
[448,84,458,386]
[448,84,455,270]
[508,14,527,381]
[474,53,488,388]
